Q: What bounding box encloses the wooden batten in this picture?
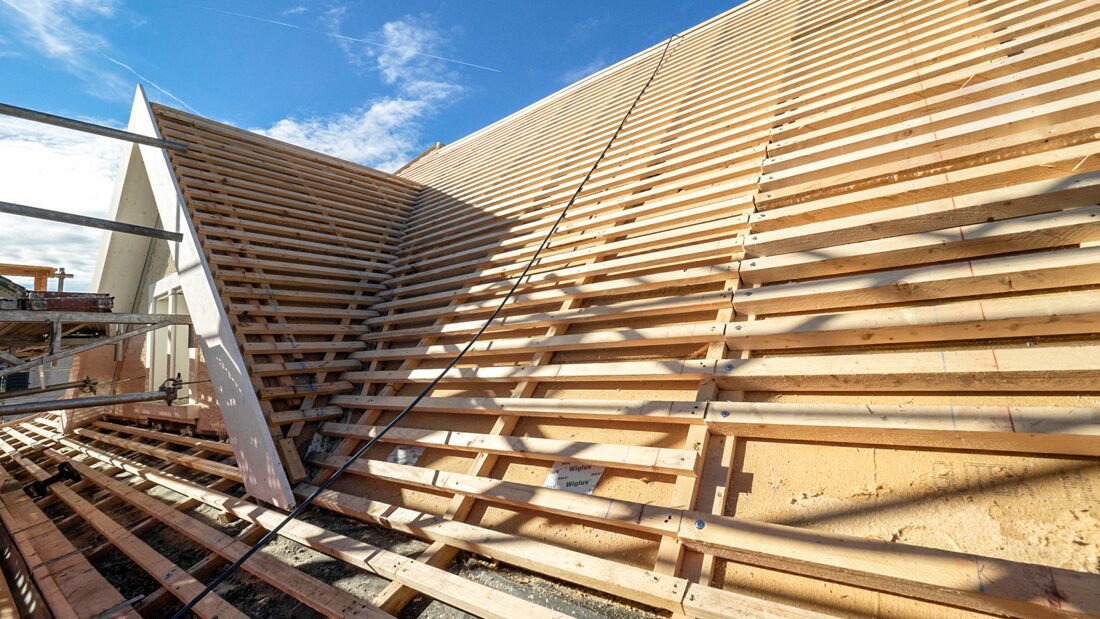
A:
[323,0,1100,615]
[9,0,1100,616]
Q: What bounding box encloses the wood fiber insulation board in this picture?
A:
[108,0,1100,615]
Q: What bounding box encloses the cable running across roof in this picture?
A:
[170,32,684,617]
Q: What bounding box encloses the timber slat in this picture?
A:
[35,2,1097,617]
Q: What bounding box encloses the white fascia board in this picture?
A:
[91,146,168,316]
[90,140,137,294]
[126,85,295,509]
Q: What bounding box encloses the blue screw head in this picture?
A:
[735,325,742,331]
[695,519,706,529]
[744,291,752,297]
[720,411,729,418]
[724,364,733,371]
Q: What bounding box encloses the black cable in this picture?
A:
[171,34,681,617]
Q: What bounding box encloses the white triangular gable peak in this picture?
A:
[118,85,295,508]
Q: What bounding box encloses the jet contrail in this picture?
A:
[209,8,502,74]
[100,54,202,115]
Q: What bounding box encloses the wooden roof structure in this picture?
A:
[1,0,1099,616]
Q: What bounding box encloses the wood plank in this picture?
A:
[681,513,1100,617]
[310,453,684,536]
[320,422,700,475]
[344,359,713,384]
[714,345,1100,391]
[733,245,1100,316]
[75,427,242,481]
[332,395,706,423]
[300,484,822,618]
[703,401,1100,456]
[368,264,735,320]
[47,450,387,618]
[724,289,1100,350]
[56,435,574,619]
[0,485,138,618]
[10,455,246,619]
[740,204,1100,284]
[93,421,235,455]
[130,88,294,508]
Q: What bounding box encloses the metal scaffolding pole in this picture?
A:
[0,377,97,401]
[0,378,181,416]
[0,102,187,152]
[0,201,183,242]
[0,320,175,378]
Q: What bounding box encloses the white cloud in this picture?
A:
[0,116,122,292]
[0,0,129,98]
[256,14,464,171]
[281,5,307,16]
[0,0,194,107]
[568,16,608,41]
[561,54,610,84]
[372,17,448,86]
[0,0,117,58]
[260,98,430,172]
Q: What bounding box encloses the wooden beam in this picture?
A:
[75,427,241,481]
[310,453,684,536]
[56,435,577,619]
[0,479,139,618]
[332,395,707,423]
[714,345,1100,392]
[299,484,822,619]
[45,450,389,618]
[9,454,245,619]
[703,401,1100,456]
[128,86,294,508]
[680,513,1100,617]
[93,421,235,455]
[320,422,699,475]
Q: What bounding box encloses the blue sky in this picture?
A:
[0,0,739,290]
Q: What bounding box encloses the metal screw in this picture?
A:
[724,364,733,371]
[758,213,766,217]
[735,325,742,331]
[695,519,706,529]
[744,291,752,296]
[749,262,756,267]
[720,411,730,418]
